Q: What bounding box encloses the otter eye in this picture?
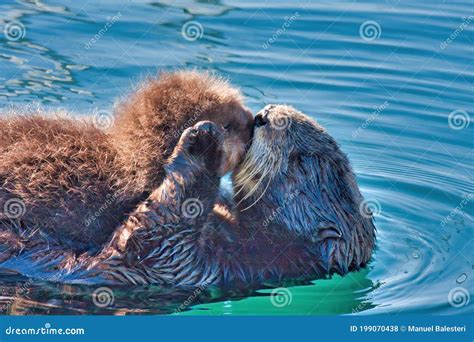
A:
[223,123,231,130]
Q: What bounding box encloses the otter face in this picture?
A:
[234,104,360,220]
[250,104,332,157]
[235,104,337,202]
[235,104,376,270]
[212,104,253,175]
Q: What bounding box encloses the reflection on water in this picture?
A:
[0,0,473,315]
[0,1,91,104]
[0,270,378,315]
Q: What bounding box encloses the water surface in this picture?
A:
[0,0,473,315]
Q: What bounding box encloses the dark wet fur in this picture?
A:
[231,105,376,285]
[1,106,375,289]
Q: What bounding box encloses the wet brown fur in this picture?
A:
[0,70,252,251]
[0,106,375,288]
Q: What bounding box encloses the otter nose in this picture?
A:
[254,113,268,127]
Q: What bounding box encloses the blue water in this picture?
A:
[0,0,472,315]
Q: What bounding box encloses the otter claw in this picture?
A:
[178,121,224,171]
[185,121,222,147]
[193,121,220,136]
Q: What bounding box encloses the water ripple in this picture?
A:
[0,0,472,315]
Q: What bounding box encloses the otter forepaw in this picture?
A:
[179,121,224,171]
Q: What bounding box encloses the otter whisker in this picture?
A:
[234,160,267,197]
[239,173,273,212]
[234,153,267,198]
[243,160,273,196]
[236,144,272,184]
[233,171,261,198]
[237,165,273,204]
[234,162,264,191]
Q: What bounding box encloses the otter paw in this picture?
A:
[180,121,224,170]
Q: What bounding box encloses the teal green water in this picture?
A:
[0,0,472,315]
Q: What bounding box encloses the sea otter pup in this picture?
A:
[0,107,375,288]
[0,121,230,284]
[0,70,252,251]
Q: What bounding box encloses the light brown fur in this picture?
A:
[111,70,253,191]
[0,70,253,251]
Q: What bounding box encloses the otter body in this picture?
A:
[0,122,239,286]
[0,70,252,251]
[0,105,375,288]
[0,116,136,250]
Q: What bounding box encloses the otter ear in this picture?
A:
[316,222,343,241]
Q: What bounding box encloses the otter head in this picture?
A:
[205,99,253,175]
[235,104,375,252]
[113,70,253,186]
